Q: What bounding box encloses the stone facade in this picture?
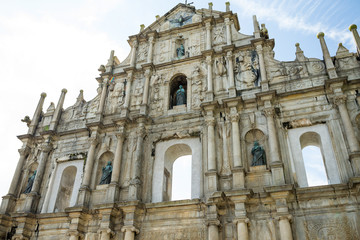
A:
[1,3,360,240]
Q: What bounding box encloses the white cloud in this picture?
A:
[233,0,355,50]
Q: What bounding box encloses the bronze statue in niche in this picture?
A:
[251,141,266,166]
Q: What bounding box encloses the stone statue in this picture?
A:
[251,141,266,166]
[23,170,36,194]
[99,161,112,185]
[175,85,186,105]
[176,44,185,58]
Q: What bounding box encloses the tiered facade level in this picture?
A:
[1,3,360,240]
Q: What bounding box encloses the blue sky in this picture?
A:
[0,0,358,198]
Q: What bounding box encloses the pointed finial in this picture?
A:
[156,15,160,20]
[208,2,213,10]
[140,24,145,32]
[46,102,55,113]
[295,43,306,61]
[225,2,230,12]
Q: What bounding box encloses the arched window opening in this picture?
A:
[302,146,328,186]
[54,166,76,212]
[300,132,329,187]
[169,74,187,109]
[171,155,192,201]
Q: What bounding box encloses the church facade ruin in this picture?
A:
[1,2,360,239]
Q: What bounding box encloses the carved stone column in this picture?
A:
[226,50,236,97]
[256,44,269,91]
[206,55,214,101]
[225,18,232,45]
[67,211,85,240]
[130,39,138,67]
[317,32,338,79]
[77,130,99,205]
[28,92,47,135]
[121,226,139,240]
[205,22,212,50]
[147,36,155,63]
[207,220,220,240]
[349,24,360,56]
[235,218,249,240]
[264,108,285,185]
[206,117,216,171]
[334,95,360,175]
[106,123,126,202]
[98,77,109,115]
[8,146,30,196]
[277,215,293,240]
[124,71,133,109]
[142,69,151,105]
[128,120,145,200]
[49,88,67,131]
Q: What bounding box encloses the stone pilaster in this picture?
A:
[66,211,85,240]
[121,226,139,240]
[231,194,250,240]
[128,119,146,201]
[206,204,220,240]
[205,21,212,50]
[147,35,155,63]
[49,88,67,131]
[11,213,36,240]
[122,70,134,118]
[226,50,236,97]
[130,39,138,67]
[317,32,338,79]
[97,208,118,240]
[255,44,269,91]
[277,215,293,240]
[225,18,232,45]
[140,68,151,115]
[205,55,214,101]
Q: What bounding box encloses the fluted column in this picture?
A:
[28,92,47,135]
[142,69,151,105]
[334,95,360,175]
[256,45,268,91]
[98,77,109,114]
[82,135,99,188]
[225,18,232,45]
[205,22,212,50]
[317,32,338,79]
[31,141,52,193]
[147,36,155,63]
[49,88,67,130]
[235,218,249,240]
[130,40,138,67]
[8,146,30,195]
[277,215,293,240]
[121,226,139,240]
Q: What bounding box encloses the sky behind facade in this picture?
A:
[0,0,359,199]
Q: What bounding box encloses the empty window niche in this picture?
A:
[152,138,202,203]
[288,125,341,188]
[54,166,76,212]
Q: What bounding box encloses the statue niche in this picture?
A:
[95,152,114,187]
[169,74,187,109]
[245,129,267,168]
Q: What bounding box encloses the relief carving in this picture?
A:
[304,219,359,240]
[235,50,260,89]
[150,73,164,113]
[138,228,205,240]
[137,43,148,62]
[214,56,228,91]
[213,26,225,44]
[106,79,125,114]
[191,66,205,109]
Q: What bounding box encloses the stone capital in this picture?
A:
[275,214,293,223]
[225,18,231,25]
[206,219,221,226]
[205,117,216,126]
[333,95,347,106]
[121,225,140,234]
[226,50,233,58]
[229,113,239,122]
[40,143,52,153]
[206,55,212,64]
[144,69,152,78]
[18,146,30,156]
[263,108,275,118]
[233,217,249,225]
